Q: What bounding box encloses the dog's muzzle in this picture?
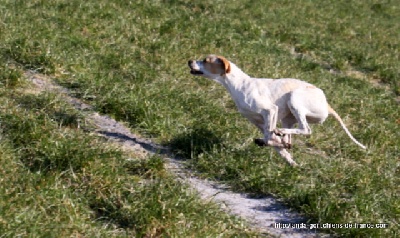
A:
[188,60,203,75]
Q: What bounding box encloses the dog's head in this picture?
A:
[188,55,231,81]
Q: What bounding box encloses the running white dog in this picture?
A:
[188,54,366,166]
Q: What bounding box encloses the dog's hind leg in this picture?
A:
[280,116,297,149]
[276,109,312,136]
[276,88,328,136]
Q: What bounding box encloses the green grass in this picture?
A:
[0,89,253,237]
[1,0,399,237]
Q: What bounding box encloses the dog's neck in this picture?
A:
[216,62,260,95]
[218,62,251,88]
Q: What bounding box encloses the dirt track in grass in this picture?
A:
[25,71,325,238]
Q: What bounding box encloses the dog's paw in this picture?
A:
[273,128,284,137]
[254,138,283,148]
[287,160,298,167]
[254,138,266,147]
[283,142,292,149]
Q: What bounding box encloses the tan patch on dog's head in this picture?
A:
[203,55,231,75]
[216,55,231,75]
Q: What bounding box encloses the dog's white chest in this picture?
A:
[228,79,273,113]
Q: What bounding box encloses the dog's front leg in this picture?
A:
[254,132,285,147]
[254,108,298,166]
[274,147,298,166]
[260,107,285,147]
[254,107,289,148]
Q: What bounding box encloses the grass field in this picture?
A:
[1,0,399,237]
[0,85,255,236]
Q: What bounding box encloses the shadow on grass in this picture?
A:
[168,126,223,160]
[97,131,169,155]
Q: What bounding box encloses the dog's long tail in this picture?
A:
[328,105,367,149]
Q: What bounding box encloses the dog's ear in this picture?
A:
[217,56,231,75]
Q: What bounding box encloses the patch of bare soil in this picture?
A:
[24,71,325,237]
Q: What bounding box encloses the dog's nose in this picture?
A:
[188,60,193,66]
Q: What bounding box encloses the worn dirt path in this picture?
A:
[25,71,325,238]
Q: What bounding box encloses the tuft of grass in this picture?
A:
[169,126,224,159]
[14,92,83,128]
[125,156,165,178]
[0,63,23,88]
[3,38,55,74]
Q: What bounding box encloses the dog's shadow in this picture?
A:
[167,127,223,160]
[98,131,169,155]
